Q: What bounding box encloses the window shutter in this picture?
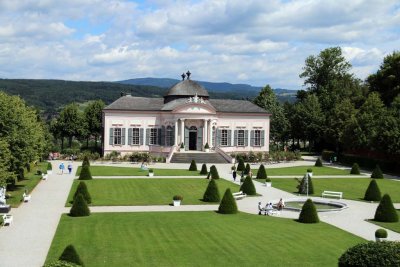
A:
[197,127,203,151]
[171,126,175,146]
[212,129,216,148]
[128,128,132,145]
[234,130,238,146]
[216,129,221,146]
[261,130,265,146]
[146,129,150,145]
[184,127,189,150]
[157,128,162,145]
[244,130,249,146]
[160,126,165,146]
[140,128,144,145]
[250,130,255,146]
[109,128,114,145]
[121,128,126,145]
[227,130,232,147]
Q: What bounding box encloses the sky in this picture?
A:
[0,0,399,89]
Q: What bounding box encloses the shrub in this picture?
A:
[73,181,91,204]
[173,195,183,201]
[364,179,381,201]
[200,164,208,175]
[78,165,92,180]
[69,193,90,217]
[218,188,238,214]
[148,169,153,174]
[371,165,383,179]
[210,165,220,179]
[321,150,335,161]
[315,157,323,167]
[189,160,197,171]
[25,163,31,173]
[265,177,271,183]
[82,156,90,167]
[203,179,220,202]
[375,228,388,238]
[256,164,267,179]
[296,174,314,194]
[180,143,184,149]
[374,194,399,222]
[307,168,312,173]
[244,163,251,175]
[47,162,53,170]
[240,176,257,195]
[338,241,400,267]
[237,158,245,171]
[298,199,319,223]
[59,245,84,266]
[204,143,210,149]
[337,153,400,176]
[44,260,81,267]
[350,163,360,175]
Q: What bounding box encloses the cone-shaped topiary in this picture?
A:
[297,174,314,194]
[200,163,208,175]
[218,188,238,214]
[59,244,84,266]
[78,165,92,180]
[44,260,81,266]
[70,193,90,217]
[73,181,92,204]
[315,157,323,167]
[210,165,220,179]
[371,165,383,179]
[374,194,399,222]
[364,179,381,201]
[244,163,251,175]
[237,158,245,171]
[350,163,360,175]
[82,155,90,167]
[189,160,197,171]
[256,164,267,179]
[240,176,257,195]
[298,199,319,223]
[203,179,220,202]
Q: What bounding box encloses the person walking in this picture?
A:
[59,162,65,175]
[232,170,237,182]
[67,163,73,174]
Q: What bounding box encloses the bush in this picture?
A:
[307,168,312,173]
[69,193,90,217]
[337,153,400,176]
[59,244,84,266]
[240,176,257,195]
[44,260,81,267]
[204,143,210,149]
[199,164,208,175]
[25,163,31,173]
[78,165,92,180]
[298,199,319,223]
[244,163,251,175]
[218,188,238,214]
[296,174,314,194]
[364,179,381,201]
[265,177,271,183]
[73,181,91,204]
[47,162,53,170]
[203,179,220,202]
[338,241,400,267]
[321,150,335,161]
[350,163,360,175]
[371,165,383,179]
[374,194,399,222]
[82,156,90,167]
[173,195,183,201]
[237,158,245,171]
[375,228,388,238]
[210,165,220,179]
[315,157,323,167]
[189,160,197,171]
[256,164,267,179]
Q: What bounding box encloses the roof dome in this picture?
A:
[166,80,209,97]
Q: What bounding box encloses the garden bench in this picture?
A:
[232,191,246,200]
[42,173,48,180]
[23,193,31,202]
[266,208,280,216]
[2,214,13,226]
[321,191,343,199]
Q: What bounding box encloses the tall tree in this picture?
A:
[84,100,105,148]
[57,103,84,148]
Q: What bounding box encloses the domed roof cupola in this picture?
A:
[164,71,209,103]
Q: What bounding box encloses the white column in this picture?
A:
[180,119,185,145]
[174,120,178,146]
[209,120,213,148]
[204,119,208,146]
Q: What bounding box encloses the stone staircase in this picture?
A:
[170,152,229,163]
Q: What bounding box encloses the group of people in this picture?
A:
[258,198,285,216]
[58,162,73,174]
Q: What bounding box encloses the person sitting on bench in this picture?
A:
[258,202,265,215]
[265,202,274,215]
[277,198,285,210]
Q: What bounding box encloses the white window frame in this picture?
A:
[166,126,173,146]
[254,130,261,146]
[221,129,228,146]
[114,128,122,145]
[150,128,158,145]
[237,130,245,146]
[132,128,140,145]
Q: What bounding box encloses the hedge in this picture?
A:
[371,165,383,179]
[337,154,399,175]
[210,165,220,179]
[78,165,92,180]
[73,181,92,204]
[82,156,90,167]
[202,179,220,202]
[59,245,84,266]
[321,150,336,161]
[70,194,90,217]
[374,194,399,222]
[240,176,257,195]
[200,163,208,175]
[236,158,245,172]
[297,174,314,195]
[44,260,81,267]
[315,157,323,167]
[218,188,238,214]
[363,179,381,201]
[244,163,251,175]
[189,160,197,171]
[256,164,267,179]
[350,163,360,175]
[298,199,319,223]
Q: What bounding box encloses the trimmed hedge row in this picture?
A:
[338,154,400,175]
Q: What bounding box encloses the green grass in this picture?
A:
[66,178,239,206]
[253,166,352,176]
[368,210,400,233]
[265,178,400,203]
[46,212,363,267]
[6,162,48,207]
[76,166,203,176]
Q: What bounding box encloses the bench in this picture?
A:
[23,193,31,202]
[42,173,48,180]
[2,214,13,226]
[232,191,246,200]
[322,191,343,199]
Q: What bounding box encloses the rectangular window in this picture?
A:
[132,128,140,145]
[254,130,261,146]
[150,128,158,145]
[114,128,122,145]
[237,130,245,146]
[166,127,174,146]
[221,129,228,146]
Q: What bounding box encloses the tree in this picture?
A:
[200,164,208,175]
[350,163,360,175]
[210,165,220,179]
[374,194,399,222]
[240,176,256,195]
[297,174,314,195]
[364,179,381,201]
[0,140,16,188]
[57,103,84,148]
[315,157,323,167]
[256,164,267,179]
[59,244,84,266]
[73,181,92,204]
[83,100,105,148]
[298,199,319,223]
[218,188,238,214]
[371,165,383,179]
[189,160,197,171]
[70,193,90,217]
[203,179,220,202]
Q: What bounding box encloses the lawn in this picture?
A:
[66,178,239,206]
[76,166,204,176]
[46,212,363,267]
[368,210,400,233]
[253,166,352,176]
[6,161,48,207]
[265,178,400,203]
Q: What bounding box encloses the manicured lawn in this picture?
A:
[264,178,400,203]
[66,178,239,206]
[46,212,363,267]
[253,166,352,176]
[6,162,48,207]
[369,210,400,233]
[76,166,204,176]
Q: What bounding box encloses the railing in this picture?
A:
[166,145,178,163]
[215,147,235,164]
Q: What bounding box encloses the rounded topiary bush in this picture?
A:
[70,193,90,217]
[78,165,92,180]
[297,174,314,195]
[189,160,197,171]
[73,181,92,204]
[210,165,220,179]
[375,228,388,238]
[200,163,208,175]
[218,188,238,214]
[364,179,381,201]
[82,156,90,167]
[374,194,399,222]
[237,158,245,172]
[338,241,400,267]
[371,165,383,179]
[256,164,267,179]
[59,244,84,266]
[44,260,81,267]
[240,176,257,195]
[203,179,220,202]
[315,157,323,167]
[298,199,319,223]
[350,163,360,175]
[244,163,251,175]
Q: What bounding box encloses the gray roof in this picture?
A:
[166,80,209,97]
[209,99,269,113]
[161,98,215,111]
[104,96,164,111]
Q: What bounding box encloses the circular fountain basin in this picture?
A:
[280,198,348,212]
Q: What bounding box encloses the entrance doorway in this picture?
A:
[189,126,197,150]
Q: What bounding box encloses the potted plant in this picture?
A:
[307,168,313,177]
[47,162,53,175]
[148,169,154,177]
[375,228,388,242]
[179,143,184,151]
[204,143,210,152]
[173,195,183,206]
[265,177,272,187]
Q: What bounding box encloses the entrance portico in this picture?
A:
[176,118,214,151]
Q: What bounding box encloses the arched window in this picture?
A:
[166,126,174,146]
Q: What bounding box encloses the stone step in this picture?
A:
[170,152,228,163]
